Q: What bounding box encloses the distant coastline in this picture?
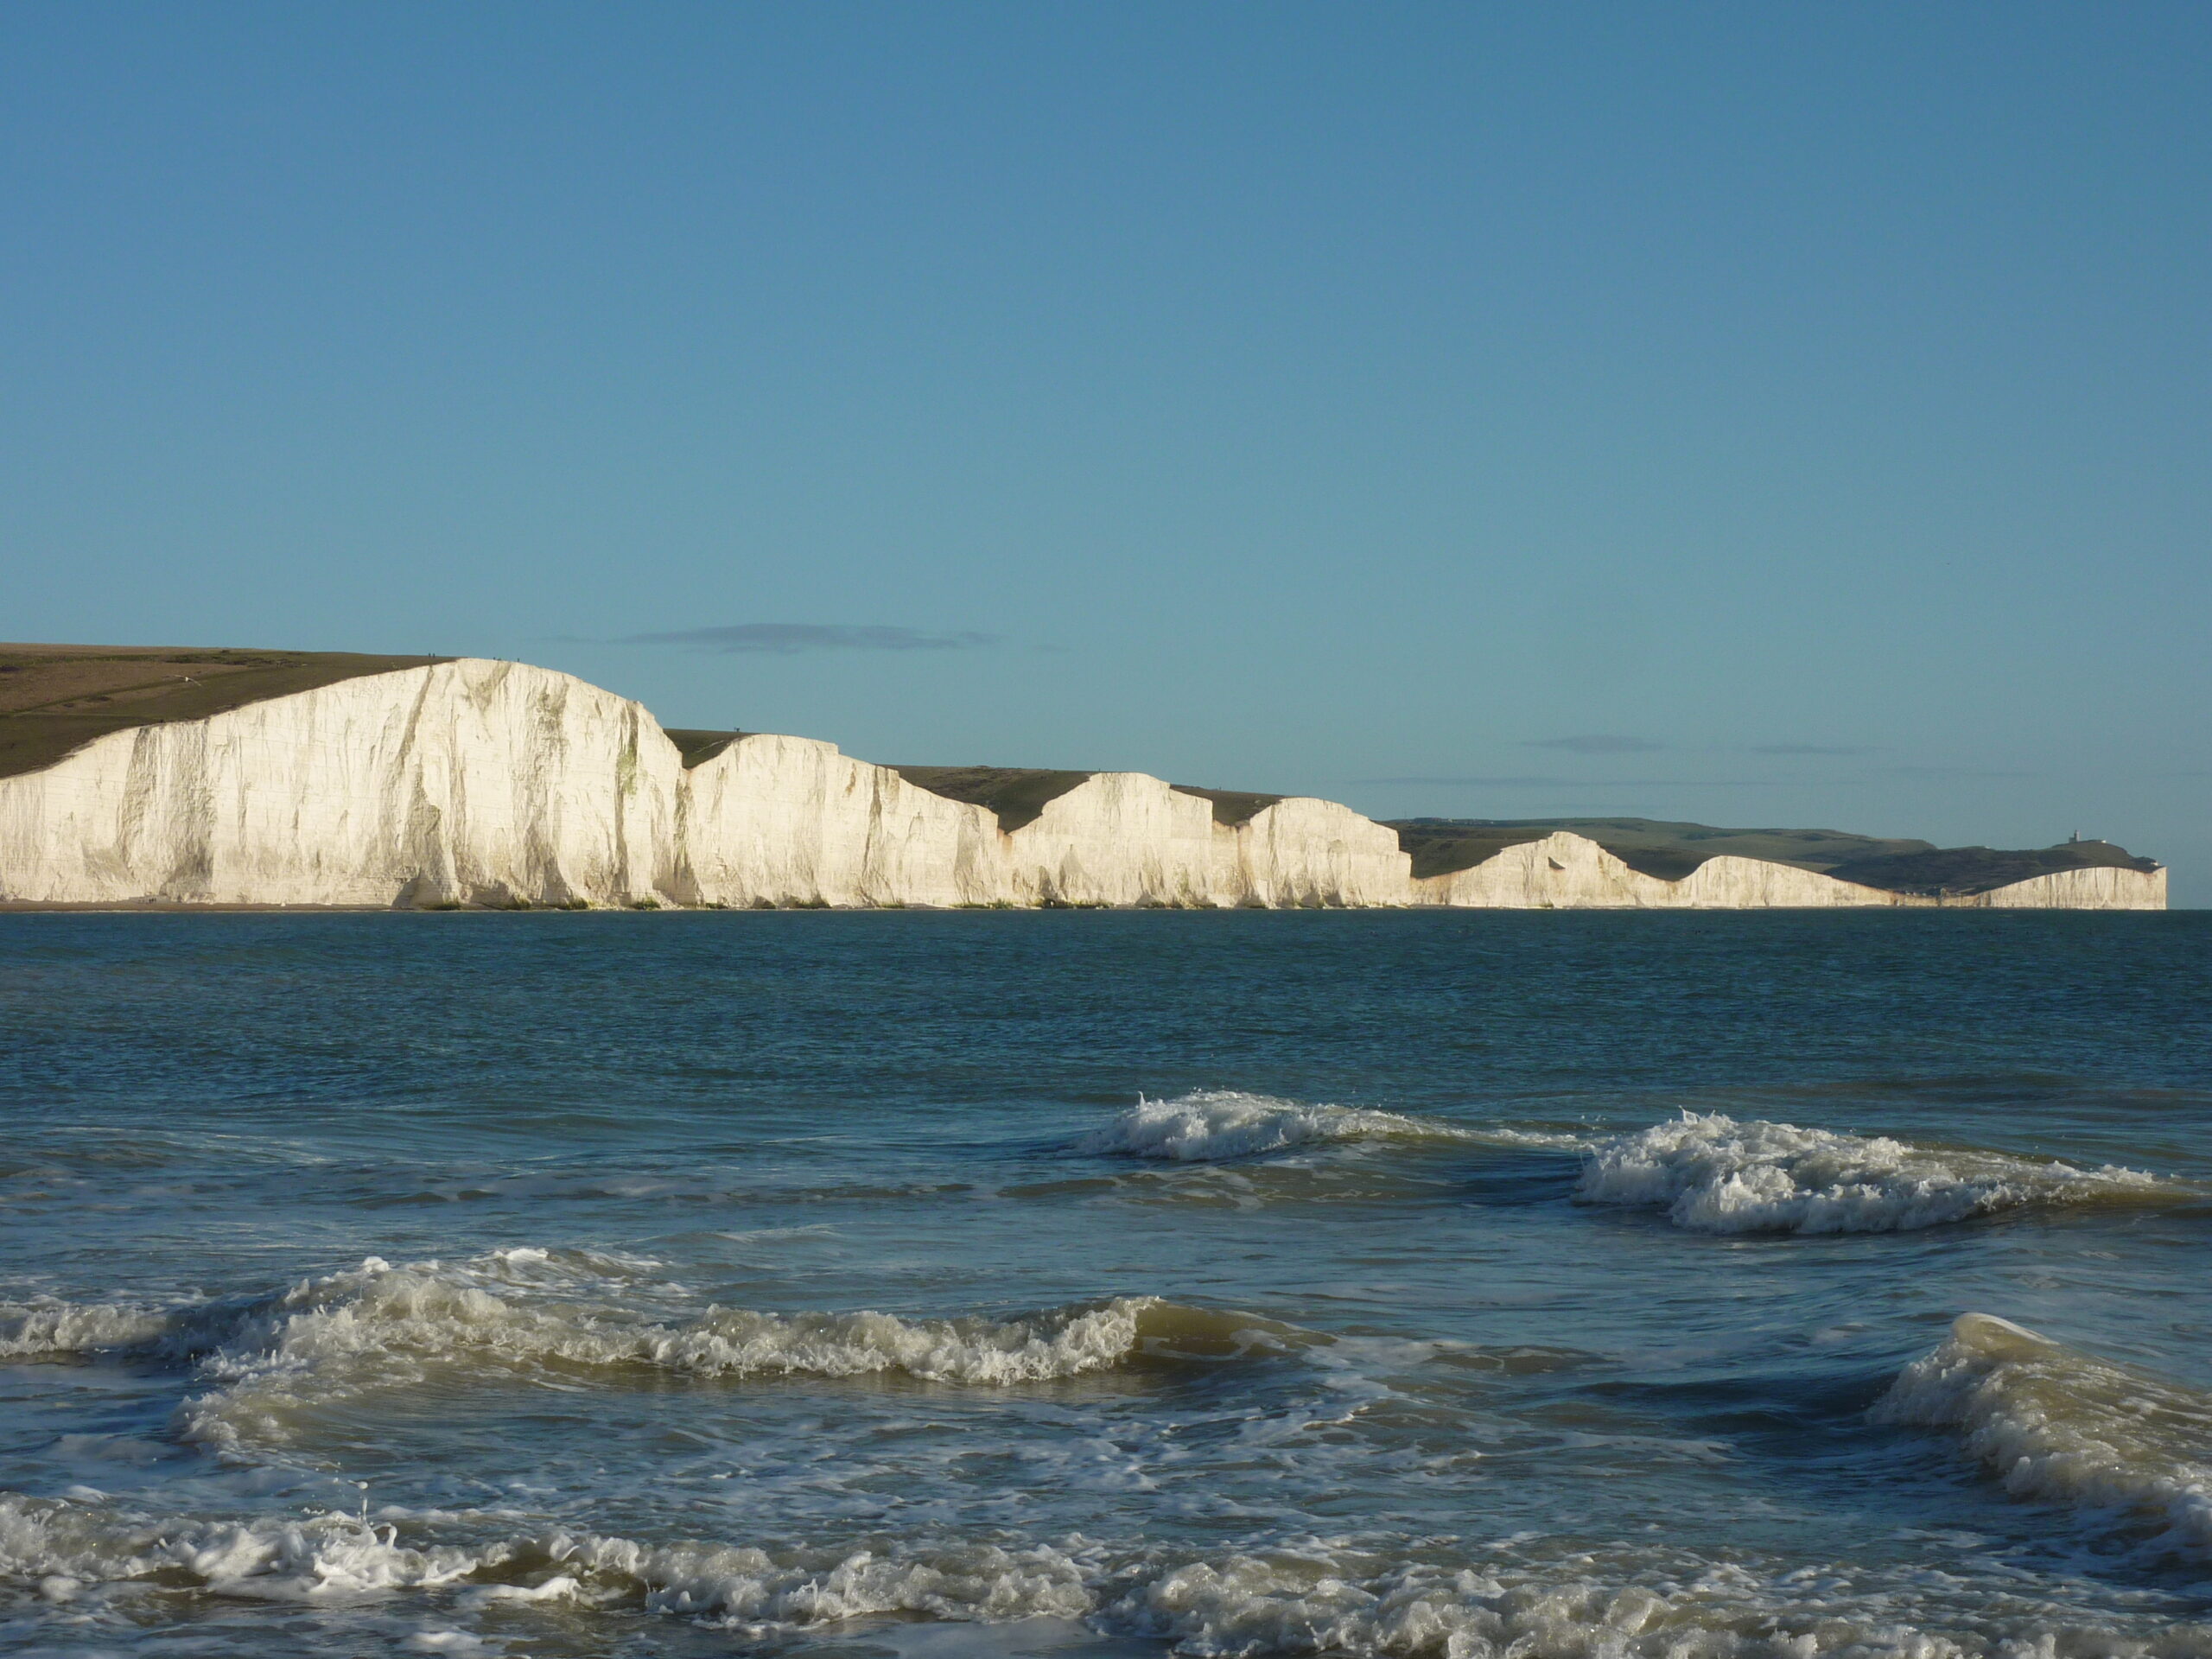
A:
[0,644,2167,912]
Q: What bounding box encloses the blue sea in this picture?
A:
[3,910,2210,1657]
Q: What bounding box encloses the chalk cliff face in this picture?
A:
[1669,855,1909,909]
[1408,831,2164,910]
[0,660,683,908]
[0,657,2166,911]
[1409,832,1910,909]
[0,664,1414,911]
[1002,773,1220,906]
[1410,831,1661,909]
[681,734,1008,908]
[1974,865,2167,910]
[1217,797,1411,908]
[679,754,1412,909]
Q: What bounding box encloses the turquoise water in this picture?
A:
[3,910,2209,1656]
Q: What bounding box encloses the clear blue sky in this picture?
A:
[6,3,2209,897]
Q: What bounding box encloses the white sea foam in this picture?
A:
[1875,1312,2212,1558]
[4,1255,1306,1458]
[0,1493,1106,1625]
[0,1291,272,1363]
[1575,1112,2164,1234]
[0,1300,178,1358]
[1077,1091,1586,1163]
[1077,1092,1438,1161]
[2,1491,2196,1656]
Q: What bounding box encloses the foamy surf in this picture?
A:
[1077,1091,1441,1160]
[1875,1312,2212,1558]
[1575,1112,2165,1234]
[3,1491,2197,1657]
[4,1255,1312,1458]
[0,1493,1096,1624]
[1077,1091,1583,1162]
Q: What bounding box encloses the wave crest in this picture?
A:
[0,1495,1093,1623]
[5,1255,1306,1457]
[1077,1092,1461,1162]
[5,1491,2193,1656]
[1874,1312,2212,1557]
[1575,1112,2164,1234]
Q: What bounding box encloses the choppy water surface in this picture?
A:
[3,910,2210,1657]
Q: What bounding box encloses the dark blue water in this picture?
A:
[3,911,2209,1656]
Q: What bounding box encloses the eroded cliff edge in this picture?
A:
[0,649,2167,911]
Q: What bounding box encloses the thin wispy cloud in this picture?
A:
[1356,776,1785,789]
[1750,742,1873,756]
[1886,764,2033,779]
[1521,734,1662,754]
[624,624,1001,655]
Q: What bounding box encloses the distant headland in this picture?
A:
[0,644,2165,911]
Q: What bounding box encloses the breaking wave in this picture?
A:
[1875,1312,2212,1559]
[3,1491,2199,1656]
[0,1254,1306,1457]
[0,1494,1096,1624]
[1575,1112,2166,1234]
[1078,1091,1580,1163]
[1078,1092,1442,1160]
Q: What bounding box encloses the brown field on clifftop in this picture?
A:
[0,644,442,780]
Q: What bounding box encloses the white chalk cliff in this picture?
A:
[1405,832,2164,911]
[1406,832,1911,910]
[1217,796,1411,909]
[680,734,1008,909]
[0,658,2165,911]
[1007,772,1222,907]
[0,660,681,908]
[1975,864,2168,910]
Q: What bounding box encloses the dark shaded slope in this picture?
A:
[893,766,1096,832]
[663,729,749,767]
[1388,817,1932,881]
[1171,786,1287,827]
[895,766,1290,831]
[0,644,445,781]
[1824,841,2158,897]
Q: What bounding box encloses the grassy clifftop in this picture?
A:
[1821,841,2159,895]
[1,646,2162,899]
[663,729,749,767]
[1386,817,1932,882]
[893,766,1290,830]
[890,766,1097,832]
[0,644,445,781]
[1387,815,2158,893]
